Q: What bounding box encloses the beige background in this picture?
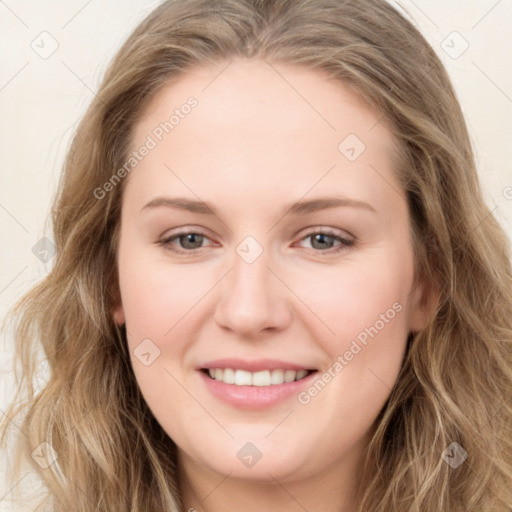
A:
[1,0,511,508]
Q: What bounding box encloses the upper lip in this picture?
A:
[199,358,316,372]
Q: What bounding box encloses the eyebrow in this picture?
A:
[141,195,377,216]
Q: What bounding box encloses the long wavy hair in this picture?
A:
[2,0,511,510]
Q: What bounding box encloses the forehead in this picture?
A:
[127,58,405,213]
[135,58,395,147]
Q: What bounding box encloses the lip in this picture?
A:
[198,358,315,372]
[197,364,318,410]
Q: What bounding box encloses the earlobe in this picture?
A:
[113,304,125,326]
[110,276,125,326]
[409,275,440,333]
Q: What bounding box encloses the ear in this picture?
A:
[109,276,125,326]
[113,303,125,326]
[408,273,440,334]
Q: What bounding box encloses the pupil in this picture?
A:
[182,233,202,249]
[313,234,332,250]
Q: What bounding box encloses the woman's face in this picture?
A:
[113,59,430,486]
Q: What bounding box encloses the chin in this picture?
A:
[178,434,319,483]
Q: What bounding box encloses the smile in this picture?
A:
[204,368,314,386]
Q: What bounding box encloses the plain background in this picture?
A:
[1,0,511,508]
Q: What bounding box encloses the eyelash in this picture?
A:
[159,228,355,255]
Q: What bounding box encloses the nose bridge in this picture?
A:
[214,236,291,336]
[232,240,272,298]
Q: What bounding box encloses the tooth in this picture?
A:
[284,370,297,383]
[207,367,310,386]
[234,369,252,386]
[296,370,308,381]
[270,369,285,385]
[252,370,271,386]
[223,368,235,384]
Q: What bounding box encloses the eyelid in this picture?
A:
[298,226,354,242]
[294,227,355,253]
[159,228,216,249]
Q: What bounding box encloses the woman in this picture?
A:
[2,0,511,511]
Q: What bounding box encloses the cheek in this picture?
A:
[118,248,213,340]
[298,251,414,425]
[298,251,414,355]
[117,247,218,403]
[118,253,204,434]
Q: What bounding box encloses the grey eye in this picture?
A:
[176,233,205,250]
[308,233,337,250]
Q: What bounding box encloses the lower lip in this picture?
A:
[198,370,318,409]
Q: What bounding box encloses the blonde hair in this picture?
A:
[2,0,511,510]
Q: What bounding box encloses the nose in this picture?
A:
[214,246,293,339]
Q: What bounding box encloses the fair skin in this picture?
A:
[113,58,431,512]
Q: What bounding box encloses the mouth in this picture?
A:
[197,360,320,409]
[200,367,317,387]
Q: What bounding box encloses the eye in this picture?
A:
[158,228,355,255]
[297,229,355,254]
[159,230,214,254]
